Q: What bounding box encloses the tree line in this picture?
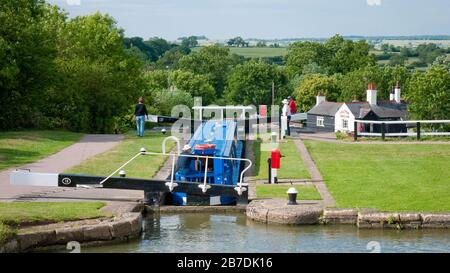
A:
[1,0,449,133]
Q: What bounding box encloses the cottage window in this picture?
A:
[342,119,348,129]
[317,117,324,127]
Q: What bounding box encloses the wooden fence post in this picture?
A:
[354,121,358,141]
[381,123,386,140]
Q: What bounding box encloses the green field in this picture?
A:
[68,132,173,178]
[256,184,321,200]
[253,140,310,180]
[0,130,83,171]
[304,141,450,212]
[229,47,287,58]
[194,46,287,58]
[0,202,107,244]
[379,40,450,48]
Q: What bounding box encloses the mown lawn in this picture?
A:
[253,140,310,180]
[0,130,83,171]
[0,202,108,244]
[256,185,321,200]
[304,141,450,212]
[68,132,174,178]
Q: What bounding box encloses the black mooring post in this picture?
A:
[267,158,272,184]
[354,121,358,141]
[381,123,386,140]
[417,122,421,140]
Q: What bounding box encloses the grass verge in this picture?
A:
[68,132,174,178]
[0,130,83,171]
[253,139,310,180]
[0,202,108,245]
[304,140,450,212]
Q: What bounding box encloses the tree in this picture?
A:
[416,43,445,65]
[225,60,290,106]
[285,34,375,78]
[0,0,63,129]
[337,65,410,102]
[151,89,193,116]
[293,74,339,111]
[178,45,237,96]
[155,46,191,70]
[170,71,216,104]
[227,36,247,47]
[143,70,216,105]
[389,54,407,66]
[433,55,450,71]
[180,36,199,48]
[324,35,375,74]
[256,41,267,47]
[405,66,450,122]
[51,12,144,133]
[285,41,328,78]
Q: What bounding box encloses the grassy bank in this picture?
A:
[0,202,108,244]
[253,140,310,180]
[256,185,321,200]
[68,132,173,178]
[0,130,83,171]
[304,141,450,212]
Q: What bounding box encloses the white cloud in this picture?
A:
[66,0,81,6]
[367,0,382,6]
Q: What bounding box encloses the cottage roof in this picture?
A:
[308,96,409,119]
[308,101,343,116]
[345,100,408,119]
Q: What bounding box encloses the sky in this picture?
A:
[47,0,450,40]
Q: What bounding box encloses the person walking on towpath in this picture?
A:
[134,97,149,137]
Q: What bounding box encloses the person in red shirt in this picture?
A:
[288,96,297,115]
[287,96,296,136]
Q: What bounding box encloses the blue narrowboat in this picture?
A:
[171,120,244,206]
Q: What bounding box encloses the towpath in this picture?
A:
[292,138,336,207]
[0,134,142,202]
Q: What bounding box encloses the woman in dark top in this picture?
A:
[134,97,148,137]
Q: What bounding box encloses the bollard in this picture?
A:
[287,187,298,205]
[271,132,278,143]
[267,158,272,184]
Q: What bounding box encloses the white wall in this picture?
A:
[334,103,355,132]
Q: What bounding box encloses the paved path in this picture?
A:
[292,138,336,207]
[0,134,142,202]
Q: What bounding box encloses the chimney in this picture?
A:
[366,83,377,105]
[394,81,401,103]
[389,87,395,101]
[316,92,326,106]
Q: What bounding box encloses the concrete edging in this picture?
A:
[246,200,450,229]
[0,202,144,253]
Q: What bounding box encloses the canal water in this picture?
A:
[81,213,449,253]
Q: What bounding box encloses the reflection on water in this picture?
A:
[81,213,450,253]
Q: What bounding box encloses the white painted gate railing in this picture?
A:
[99,136,252,196]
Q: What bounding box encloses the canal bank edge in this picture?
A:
[0,202,144,253]
[246,199,450,229]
